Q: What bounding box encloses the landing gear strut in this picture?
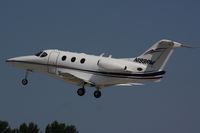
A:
[22,70,29,86]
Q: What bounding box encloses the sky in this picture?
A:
[0,0,200,133]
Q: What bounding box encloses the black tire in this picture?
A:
[94,90,101,98]
[22,79,28,85]
[77,88,85,96]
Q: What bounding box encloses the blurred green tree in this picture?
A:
[45,121,78,133]
[0,120,12,133]
[0,120,77,133]
[19,122,39,133]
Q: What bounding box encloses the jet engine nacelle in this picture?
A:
[97,58,130,72]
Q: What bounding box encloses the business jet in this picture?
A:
[6,39,190,98]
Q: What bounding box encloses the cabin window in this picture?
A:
[40,52,48,57]
[62,56,67,61]
[80,58,85,64]
[71,57,76,62]
[137,67,143,71]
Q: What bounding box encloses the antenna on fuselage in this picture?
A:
[100,53,105,57]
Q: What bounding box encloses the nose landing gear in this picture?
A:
[21,70,30,86]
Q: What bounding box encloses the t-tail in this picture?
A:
[134,39,191,72]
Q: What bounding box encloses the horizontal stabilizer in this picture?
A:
[172,41,193,48]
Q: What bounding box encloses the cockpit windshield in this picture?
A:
[35,51,48,58]
[35,51,43,57]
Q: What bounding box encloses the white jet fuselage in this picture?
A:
[7,50,164,88]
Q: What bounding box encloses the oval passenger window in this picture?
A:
[137,67,143,71]
[80,58,85,64]
[71,57,76,62]
[62,56,67,61]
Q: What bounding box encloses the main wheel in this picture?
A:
[22,79,28,85]
[94,90,101,98]
[77,88,85,96]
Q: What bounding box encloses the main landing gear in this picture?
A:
[77,88,85,96]
[21,70,30,86]
[94,90,101,98]
[76,84,102,98]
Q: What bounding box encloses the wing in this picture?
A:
[57,69,95,87]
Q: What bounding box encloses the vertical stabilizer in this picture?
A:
[134,39,189,72]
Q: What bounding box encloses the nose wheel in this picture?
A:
[22,78,28,85]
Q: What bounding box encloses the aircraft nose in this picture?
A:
[6,56,36,70]
[6,57,20,67]
[6,57,22,63]
[6,56,33,65]
[6,57,16,63]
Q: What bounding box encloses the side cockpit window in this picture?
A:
[35,51,48,58]
[40,52,48,57]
